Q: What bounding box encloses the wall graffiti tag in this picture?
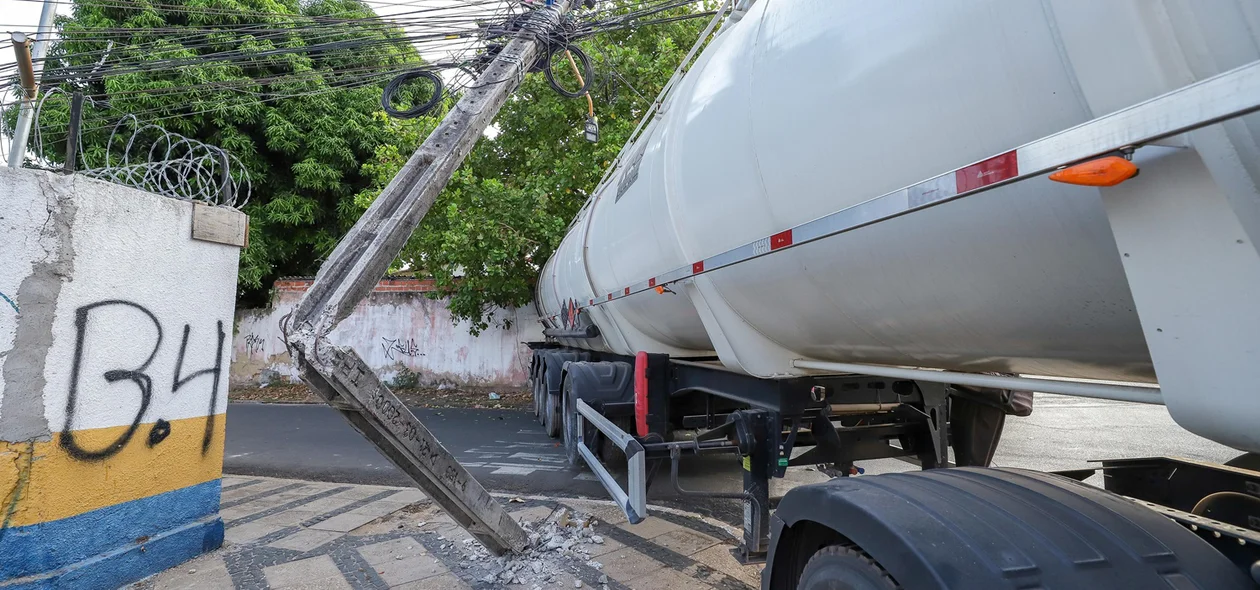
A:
[244,333,265,357]
[1,291,17,314]
[58,300,226,461]
[382,337,423,360]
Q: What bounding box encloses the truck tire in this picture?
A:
[767,467,1255,589]
[544,388,561,438]
[598,419,629,468]
[797,545,898,590]
[533,373,545,423]
[562,378,584,467]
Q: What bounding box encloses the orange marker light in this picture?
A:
[1050,156,1139,187]
[654,286,665,294]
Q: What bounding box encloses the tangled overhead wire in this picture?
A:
[379,4,596,119]
[543,42,593,99]
[381,69,443,118]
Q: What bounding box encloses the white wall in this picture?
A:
[0,168,239,437]
[232,284,543,388]
[0,167,241,586]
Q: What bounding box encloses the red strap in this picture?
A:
[634,351,649,437]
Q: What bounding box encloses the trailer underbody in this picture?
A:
[529,345,1260,588]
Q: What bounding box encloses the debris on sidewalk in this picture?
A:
[455,508,607,587]
[142,476,756,589]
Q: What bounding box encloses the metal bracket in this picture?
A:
[787,414,845,471]
[774,417,802,477]
[918,382,951,469]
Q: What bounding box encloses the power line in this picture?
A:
[5,0,714,149]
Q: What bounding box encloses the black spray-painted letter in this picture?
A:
[60,300,162,461]
[172,321,226,454]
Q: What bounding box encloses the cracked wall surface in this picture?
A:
[0,168,244,588]
[232,288,542,390]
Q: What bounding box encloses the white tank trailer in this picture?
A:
[529,1,1260,587]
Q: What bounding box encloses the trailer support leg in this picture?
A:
[732,410,774,564]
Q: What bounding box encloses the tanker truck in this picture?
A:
[526,0,1260,587]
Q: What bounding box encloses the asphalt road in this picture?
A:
[225,404,599,492]
[224,393,1243,511]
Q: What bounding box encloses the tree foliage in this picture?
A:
[355,2,710,333]
[11,0,712,331]
[8,0,420,307]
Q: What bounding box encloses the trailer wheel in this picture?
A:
[561,378,588,467]
[533,372,546,423]
[797,545,898,590]
[544,388,561,438]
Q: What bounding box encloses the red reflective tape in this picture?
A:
[607,293,613,301]
[589,299,594,305]
[770,229,793,250]
[956,150,1018,192]
[692,261,705,274]
[634,351,649,437]
[624,287,630,295]
[648,278,656,287]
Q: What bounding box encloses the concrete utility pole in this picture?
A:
[8,0,57,168]
[284,0,575,556]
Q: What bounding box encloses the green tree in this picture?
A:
[355,3,711,333]
[7,0,422,307]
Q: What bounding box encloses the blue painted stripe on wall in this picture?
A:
[0,479,221,580]
[3,516,223,590]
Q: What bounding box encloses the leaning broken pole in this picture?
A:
[283,0,575,556]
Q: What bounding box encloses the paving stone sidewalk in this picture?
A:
[131,476,762,590]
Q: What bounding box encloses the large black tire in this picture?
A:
[771,467,1255,589]
[797,545,898,590]
[562,378,583,467]
[532,371,545,422]
[544,385,561,438]
[597,417,634,472]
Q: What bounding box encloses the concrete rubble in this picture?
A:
[448,508,612,589]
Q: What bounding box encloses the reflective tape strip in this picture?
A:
[956,151,1018,192]
[557,59,1260,314]
[770,229,793,250]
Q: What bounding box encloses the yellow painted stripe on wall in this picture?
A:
[1,414,225,528]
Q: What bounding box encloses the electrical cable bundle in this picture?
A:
[380,68,442,118]
[544,42,591,98]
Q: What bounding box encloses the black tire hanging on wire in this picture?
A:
[544,43,594,99]
[381,70,443,119]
